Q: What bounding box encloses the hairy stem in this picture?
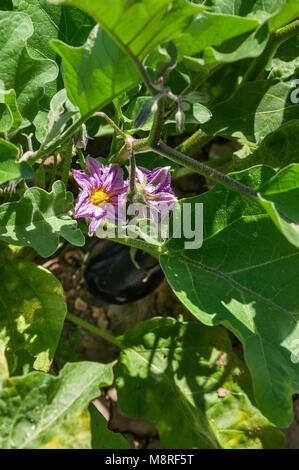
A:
[172,153,233,180]
[66,313,124,349]
[153,141,258,199]
[242,19,299,82]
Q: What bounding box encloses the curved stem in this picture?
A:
[66,312,124,349]
[242,19,299,82]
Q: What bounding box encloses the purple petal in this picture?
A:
[146,166,171,193]
[88,215,104,236]
[73,170,93,191]
[102,164,126,193]
[86,156,103,187]
[135,166,150,186]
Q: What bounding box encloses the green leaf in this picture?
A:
[268,0,299,31]
[34,408,91,449]
[115,317,285,449]
[257,164,299,248]
[0,10,58,129]
[51,25,140,117]
[193,102,212,123]
[0,180,85,257]
[159,166,299,427]
[0,139,33,184]
[234,120,299,170]
[202,79,299,143]
[12,0,95,60]
[49,0,267,65]
[0,88,22,133]
[205,0,285,19]
[0,259,66,372]
[88,403,130,449]
[0,359,113,449]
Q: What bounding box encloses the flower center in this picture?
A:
[90,188,111,205]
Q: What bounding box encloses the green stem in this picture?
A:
[66,313,124,349]
[172,153,233,180]
[153,141,258,199]
[148,99,165,146]
[109,236,161,259]
[176,128,213,156]
[77,148,86,169]
[61,143,73,187]
[242,19,299,82]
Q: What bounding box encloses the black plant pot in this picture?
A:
[84,242,164,304]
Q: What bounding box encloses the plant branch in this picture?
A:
[152,140,258,199]
[172,153,233,180]
[242,19,299,82]
[66,312,124,349]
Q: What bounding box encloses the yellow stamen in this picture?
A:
[90,188,111,205]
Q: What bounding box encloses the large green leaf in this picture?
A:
[0,139,33,184]
[0,259,66,372]
[51,25,140,117]
[49,0,267,65]
[0,359,113,449]
[0,11,58,129]
[115,317,285,449]
[0,180,85,257]
[88,403,130,449]
[202,79,298,143]
[159,166,299,427]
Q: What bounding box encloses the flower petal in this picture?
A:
[86,156,103,187]
[146,166,171,193]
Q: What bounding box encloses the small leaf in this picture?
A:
[0,139,33,184]
[192,102,212,124]
[0,180,85,257]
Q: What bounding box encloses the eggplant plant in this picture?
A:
[0,0,298,449]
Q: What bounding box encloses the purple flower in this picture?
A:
[133,166,178,219]
[73,157,128,236]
